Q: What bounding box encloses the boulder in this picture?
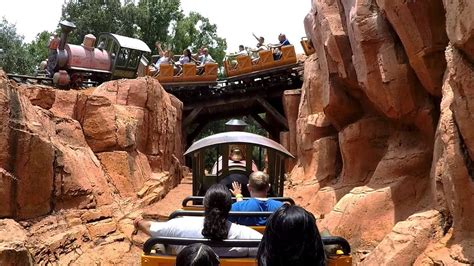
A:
[376,0,448,96]
[341,0,429,120]
[92,77,183,172]
[0,219,33,265]
[362,210,444,265]
[431,56,474,233]
[338,117,390,185]
[0,80,55,219]
[448,46,474,161]
[444,0,474,62]
[97,151,152,197]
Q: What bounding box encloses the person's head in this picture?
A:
[202,184,232,240]
[239,45,245,51]
[248,171,271,194]
[278,34,287,42]
[229,148,243,162]
[184,48,192,59]
[257,205,326,266]
[202,48,209,55]
[164,50,171,58]
[176,243,219,266]
[259,37,264,44]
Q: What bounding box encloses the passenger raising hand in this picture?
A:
[229,181,244,202]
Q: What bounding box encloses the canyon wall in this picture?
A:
[0,73,184,264]
[287,0,474,264]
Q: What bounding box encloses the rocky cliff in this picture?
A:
[0,73,184,264]
[286,0,474,264]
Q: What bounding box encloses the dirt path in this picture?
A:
[143,174,193,218]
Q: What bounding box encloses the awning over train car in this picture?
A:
[184,131,294,158]
[105,33,151,53]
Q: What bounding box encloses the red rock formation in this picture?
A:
[0,71,184,264]
[0,219,33,265]
[290,0,474,264]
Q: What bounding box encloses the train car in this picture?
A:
[49,21,151,87]
[147,44,299,88]
[183,131,294,197]
[139,128,352,265]
[141,236,352,266]
[223,44,297,78]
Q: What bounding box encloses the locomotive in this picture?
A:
[49,21,151,86]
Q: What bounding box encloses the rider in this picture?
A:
[228,171,283,226]
[47,33,60,77]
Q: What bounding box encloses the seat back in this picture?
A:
[279,45,297,65]
[181,196,296,208]
[142,255,256,266]
[141,236,351,266]
[236,55,253,75]
[224,59,238,77]
[301,37,315,56]
[182,63,197,82]
[157,64,173,83]
[205,63,219,76]
[256,50,275,70]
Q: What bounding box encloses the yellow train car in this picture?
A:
[141,236,352,266]
[224,45,298,78]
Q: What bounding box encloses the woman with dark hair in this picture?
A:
[257,205,326,266]
[176,243,219,266]
[178,49,192,65]
[134,184,261,257]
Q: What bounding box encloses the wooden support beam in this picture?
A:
[256,97,289,130]
[183,106,203,128]
[183,90,283,111]
[187,121,209,144]
[250,113,279,140]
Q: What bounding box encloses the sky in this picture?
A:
[0,0,310,53]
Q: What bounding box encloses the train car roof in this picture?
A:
[101,33,151,53]
[184,131,294,158]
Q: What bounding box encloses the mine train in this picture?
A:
[47,21,151,87]
[41,20,314,87]
[140,130,353,266]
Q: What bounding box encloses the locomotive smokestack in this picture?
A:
[58,21,76,51]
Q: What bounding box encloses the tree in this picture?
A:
[0,18,35,74]
[27,31,51,68]
[172,12,227,64]
[60,0,125,44]
[59,0,227,64]
[135,0,182,51]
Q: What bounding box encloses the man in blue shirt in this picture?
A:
[278,34,290,46]
[228,171,283,226]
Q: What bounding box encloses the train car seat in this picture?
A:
[204,63,218,81]
[141,236,352,266]
[256,50,276,70]
[157,64,173,83]
[301,37,315,56]
[180,63,197,82]
[279,45,297,65]
[236,55,253,75]
[195,63,218,81]
[224,59,239,77]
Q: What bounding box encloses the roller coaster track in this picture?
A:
[162,62,303,106]
[166,62,304,142]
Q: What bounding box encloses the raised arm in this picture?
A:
[156,42,165,57]
[230,181,244,202]
[252,33,259,41]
